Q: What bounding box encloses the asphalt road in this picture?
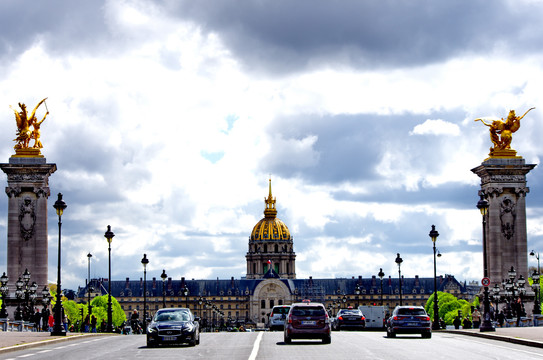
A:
[1,331,543,360]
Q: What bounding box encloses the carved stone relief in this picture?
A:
[19,197,36,241]
[500,197,516,240]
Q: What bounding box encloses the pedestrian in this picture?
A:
[471,308,481,329]
[91,315,97,333]
[453,315,461,329]
[33,309,41,331]
[48,313,54,332]
[497,310,505,327]
[84,314,90,332]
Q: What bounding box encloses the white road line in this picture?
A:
[36,350,52,353]
[468,339,543,358]
[16,354,34,358]
[248,331,263,360]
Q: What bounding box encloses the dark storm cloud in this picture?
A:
[170,0,542,74]
[0,0,108,59]
[260,112,460,185]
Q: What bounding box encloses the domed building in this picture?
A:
[75,180,467,330]
[246,179,296,279]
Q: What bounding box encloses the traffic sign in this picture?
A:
[481,277,490,287]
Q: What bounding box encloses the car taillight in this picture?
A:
[338,316,343,321]
[361,317,365,321]
[325,313,329,324]
[421,316,430,321]
[288,316,292,324]
[270,312,274,317]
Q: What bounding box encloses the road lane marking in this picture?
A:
[248,331,263,360]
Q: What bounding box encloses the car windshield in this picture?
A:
[154,311,190,322]
[397,308,426,316]
[338,310,360,316]
[273,307,290,315]
[291,306,325,316]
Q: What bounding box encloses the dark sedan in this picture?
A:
[386,306,431,338]
[146,308,200,347]
[335,308,366,331]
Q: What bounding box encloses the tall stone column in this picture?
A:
[1,156,57,292]
[471,158,536,283]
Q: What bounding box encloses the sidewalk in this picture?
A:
[444,327,543,348]
[0,332,109,354]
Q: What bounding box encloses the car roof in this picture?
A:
[290,302,324,307]
[156,308,191,312]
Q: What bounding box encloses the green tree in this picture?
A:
[90,295,126,328]
[425,291,471,325]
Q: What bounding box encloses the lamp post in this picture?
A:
[52,193,67,336]
[531,250,541,274]
[395,253,403,306]
[15,277,23,321]
[0,273,8,319]
[141,254,149,332]
[429,225,440,330]
[531,270,540,315]
[104,225,115,332]
[378,268,385,306]
[477,194,495,332]
[182,285,189,308]
[87,253,93,319]
[531,250,541,315]
[198,297,203,319]
[161,270,167,308]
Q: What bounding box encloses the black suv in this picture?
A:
[386,306,431,338]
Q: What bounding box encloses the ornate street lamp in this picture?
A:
[477,194,495,332]
[532,270,541,315]
[531,250,541,274]
[104,225,115,332]
[395,253,403,306]
[0,272,8,319]
[531,250,541,315]
[429,225,440,330]
[87,253,93,319]
[161,270,167,308]
[41,286,50,315]
[378,268,385,306]
[15,277,24,321]
[198,297,203,319]
[182,285,189,308]
[492,284,501,314]
[52,193,67,336]
[141,254,149,332]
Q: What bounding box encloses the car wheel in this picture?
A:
[386,328,396,338]
[422,332,431,339]
[284,334,291,344]
[322,335,331,344]
[195,330,200,345]
[147,342,156,348]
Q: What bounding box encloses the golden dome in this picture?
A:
[250,179,291,241]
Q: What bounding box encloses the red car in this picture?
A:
[284,302,331,344]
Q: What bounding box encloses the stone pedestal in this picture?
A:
[471,157,536,284]
[0,156,56,293]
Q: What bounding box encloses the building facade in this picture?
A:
[77,182,467,327]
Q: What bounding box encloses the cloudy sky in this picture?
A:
[1,0,543,291]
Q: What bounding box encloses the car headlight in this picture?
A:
[147,326,158,333]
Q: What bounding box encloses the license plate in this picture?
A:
[162,336,177,341]
[302,320,316,325]
[407,322,418,326]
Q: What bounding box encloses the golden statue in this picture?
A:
[475,107,535,157]
[10,98,49,151]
